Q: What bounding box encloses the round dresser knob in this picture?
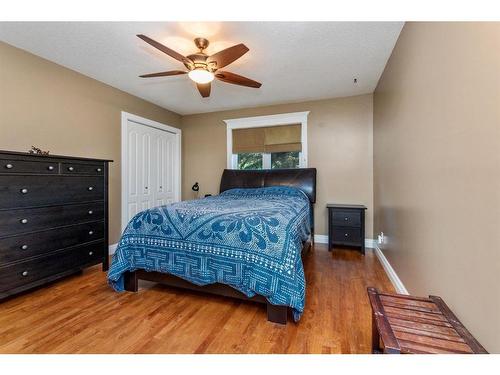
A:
[344,233,348,237]
[88,186,94,191]
[68,166,74,171]
[344,217,348,221]
[89,251,93,256]
[20,219,28,224]
[22,271,28,277]
[21,244,28,250]
[88,210,93,215]
[20,188,28,194]
[88,231,94,235]
[96,168,102,172]
[5,163,13,169]
[47,165,55,171]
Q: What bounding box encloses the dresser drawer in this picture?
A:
[0,176,104,209]
[332,227,362,245]
[0,242,104,293]
[0,202,104,236]
[331,210,361,227]
[0,158,58,175]
[61,162,104,175]
[0,222,104,265]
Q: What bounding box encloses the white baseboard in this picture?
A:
[109,243,118,255]
[314,234,329,243]
[313,235,376,249]
[365,238,377,249]
[373,244,408,295]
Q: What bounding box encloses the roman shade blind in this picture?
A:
[232,124,302,153]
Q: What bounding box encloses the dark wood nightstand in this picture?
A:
[327,204,367,254]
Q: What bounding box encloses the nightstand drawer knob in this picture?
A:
[21,244,28,250]
[89,251,93,256]
[88,210,93,215]
[344,217,348,221]
[20,218,28,224]
[88,230,94,235]
[20,188,28,194]
[22,271,28,277]
[88,186,94,191]
[5,163,13,169]
[96,168,102,172]
[68,166,74,171]
[48,165,55,171]
[344,233,348,237]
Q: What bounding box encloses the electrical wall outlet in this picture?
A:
[377,232,385,245]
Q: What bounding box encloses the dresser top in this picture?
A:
[0,150,113,162]
[327,203,367,210]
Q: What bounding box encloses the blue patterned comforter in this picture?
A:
[108,186,311,320]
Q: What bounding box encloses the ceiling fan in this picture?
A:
[137,35,262,98]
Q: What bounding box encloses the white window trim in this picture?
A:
[223,111,309,169]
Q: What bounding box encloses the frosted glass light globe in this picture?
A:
[188,68,214,84]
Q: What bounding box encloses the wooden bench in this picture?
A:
[367,287,488,354]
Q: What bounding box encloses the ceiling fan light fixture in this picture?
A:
[188,68,214,84]
[137,35,261,97]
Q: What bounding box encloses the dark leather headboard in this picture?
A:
[219,168,317,203]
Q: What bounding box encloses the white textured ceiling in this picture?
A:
[0,22,403,115]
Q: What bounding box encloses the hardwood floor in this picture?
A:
[0,244,394,354]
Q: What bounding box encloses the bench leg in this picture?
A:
[124,271,138,292]
[372,313,381,353]
[267,303,288,325]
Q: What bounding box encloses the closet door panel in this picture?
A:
[155,129,166,207]
[153,129,177,206]
[126,123,139,219]
[126,121,154,220]
[140,130,153,211]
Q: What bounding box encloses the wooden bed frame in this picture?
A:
[124,168,317,325]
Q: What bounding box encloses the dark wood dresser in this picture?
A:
[327,204,367,254]
[0,150,111,299]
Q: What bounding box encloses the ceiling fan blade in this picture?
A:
[207,44,249,69]
[215,71,262,88]
[139,70,187,78]
[137,34,193,67]
[196,82,211,98]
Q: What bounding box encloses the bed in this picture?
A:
[108,168,316,324]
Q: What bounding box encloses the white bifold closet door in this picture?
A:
[125,119,179,224]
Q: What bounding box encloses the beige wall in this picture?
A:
[374,22,500,352]
[181,95,374,237]
[0,41,182,243]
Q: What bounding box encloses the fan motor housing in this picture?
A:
[186,53,217,72]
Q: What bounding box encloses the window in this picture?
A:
[237,153,263,170]
[226,113,309,170]
[271,151,300,169]
[235,151,300,170]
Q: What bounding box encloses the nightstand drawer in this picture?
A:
[331,210,361,227]
[332,227,362,245]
